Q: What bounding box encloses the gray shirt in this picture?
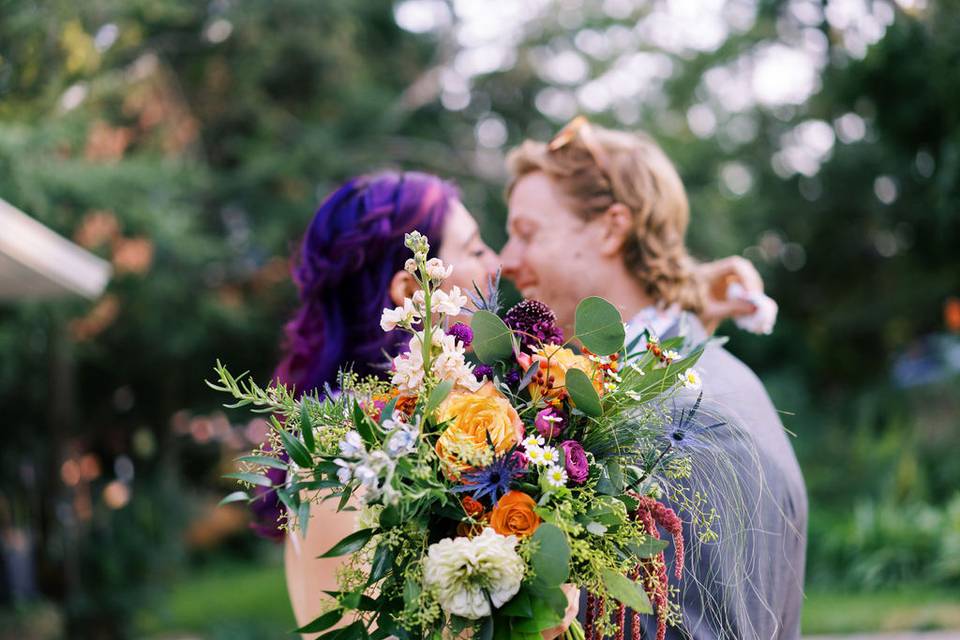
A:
[584,313,808,639]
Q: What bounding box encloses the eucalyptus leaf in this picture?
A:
[574,296,625,356]
[530,523,570,587]
[471,310,514,363]
[600,568,653,614]
[627,537,670,558]
[565,368,602,417]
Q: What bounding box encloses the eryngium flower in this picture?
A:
[422,528,525,619]
[504,300,564,351]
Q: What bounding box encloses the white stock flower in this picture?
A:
[425,258,453,282]
[391,348,425,393]
[678,368,702,390]
[404,258,417,274]
[380,299,420,332]
[432,286,468,316]
[422,528,525,620]
[333,458,352,484]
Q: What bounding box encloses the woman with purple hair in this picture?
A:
[251,171,499,632]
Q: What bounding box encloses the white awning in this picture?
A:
[0,198,112,301]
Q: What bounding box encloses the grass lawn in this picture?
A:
[137,560,960,638]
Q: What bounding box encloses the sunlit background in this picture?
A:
[1,0,958,638]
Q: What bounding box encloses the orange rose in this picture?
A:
[435,382,525,474]
[462,496,486,519]
[517,344,603,405]
[490,490,541,537]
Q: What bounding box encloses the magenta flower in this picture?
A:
[446,322,473,347]
[535,407,566,439]
[559,440,589,484]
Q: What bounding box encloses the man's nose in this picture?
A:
[498,240,522,279]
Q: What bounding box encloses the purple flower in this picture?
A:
[559,440,589,485]
[504,300,564,352]
[535,407,566,439]
[504,368,521,387]
[510,449,530,473]
[447,322,473,347]
[474,363,494,382]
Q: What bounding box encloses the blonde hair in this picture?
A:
[506,123,704,313]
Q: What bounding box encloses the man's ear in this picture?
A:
[598,203,633,257]
[389,270,418,306]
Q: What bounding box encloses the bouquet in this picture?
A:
[210,232,710,640]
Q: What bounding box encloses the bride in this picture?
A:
[261,169,767,638]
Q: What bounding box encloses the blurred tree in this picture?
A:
[0,0,958,635]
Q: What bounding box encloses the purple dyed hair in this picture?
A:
[251,171,456,540]
[274,171,456,394]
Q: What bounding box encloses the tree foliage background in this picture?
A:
[0,0,958,637]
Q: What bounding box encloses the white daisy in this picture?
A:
[678,368,702,390]
[522,434,545,450]
[545,464,568,488]
[525,446,545,465]
[539,446,560,466]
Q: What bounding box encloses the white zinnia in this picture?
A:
[422,528,525,620]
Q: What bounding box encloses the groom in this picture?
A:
[499,118,807,639]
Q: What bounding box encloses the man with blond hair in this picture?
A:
[500,117,807,639]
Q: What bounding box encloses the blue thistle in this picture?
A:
[451,449,525,504]
[661,392,726,451]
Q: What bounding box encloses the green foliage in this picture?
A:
[470,310,515,364]
[573,297,625,357]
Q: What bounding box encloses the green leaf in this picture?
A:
[574,296,625,356]
[218,491,249,506]
[298,500,311,538]
[295,608,343,633]
[471,310,514,363]
[235,455,288,470]
[353,400,379,447]
[511,588,565,632]
[606,460,624,492]
[378,395,399,426]
[425,379,453,416]
[367,544,394,584]
[276,425,312,468]
[497,589,533,618]
[478,616,494,640]
[626,344,705,404]
[627,537,669,558]
[223,472,273,487]
[300,400,316,452]
[565,368,602,417]
[530,523,570,588]
[318,528,376,558]
[600,568,652,614]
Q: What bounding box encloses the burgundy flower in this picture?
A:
[535,407,566,439]
[559,440,588,484]
[504,300,564,352]
[447,322,473,347]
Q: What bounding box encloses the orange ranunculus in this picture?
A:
[435,382,525,474]
[490,490,541,538]
[516,344,603,405]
